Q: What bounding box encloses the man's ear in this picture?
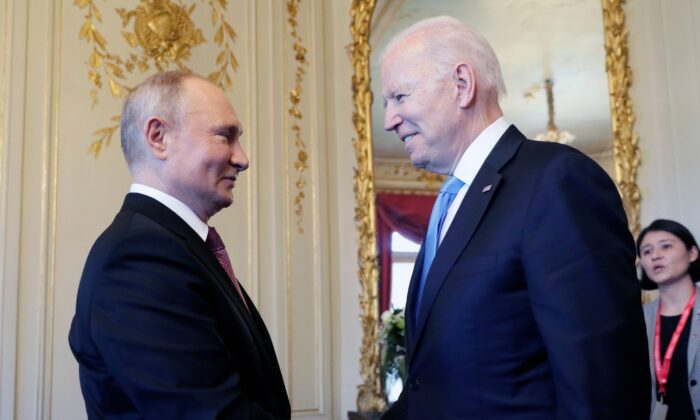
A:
[454,63,476,109]
[144,117,168,160]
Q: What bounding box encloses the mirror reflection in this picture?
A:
[371,0,614,315]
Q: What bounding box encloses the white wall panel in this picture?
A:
[629,0,700,236]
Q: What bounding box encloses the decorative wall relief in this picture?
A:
[349,0,385,413]
[75,0,239,157]
[286,0,308,234]
[602,0,641,236]
[373,158,444,193]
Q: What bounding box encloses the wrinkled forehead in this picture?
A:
[182,78,241,123]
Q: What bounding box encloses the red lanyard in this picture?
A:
[654,287,697,396]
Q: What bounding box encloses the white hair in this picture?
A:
[382,16,506,98]
[120,71,200,171]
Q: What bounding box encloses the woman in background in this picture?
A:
[639,219,700,419]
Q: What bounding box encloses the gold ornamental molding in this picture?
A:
[349,0,641,412]
[349,0,385,413]
[601,0,641,237]
[286,0,308,234]
[75,0,239,157]
[374,158,445,192]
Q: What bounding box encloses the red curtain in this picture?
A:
[376,192,436,312]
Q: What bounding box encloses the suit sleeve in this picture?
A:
[520,152,650,419]
[89,229,286,420]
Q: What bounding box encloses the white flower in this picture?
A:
[381,309,392,324]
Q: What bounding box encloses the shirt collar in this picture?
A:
[130,183,209,241]
[452,117,511,186]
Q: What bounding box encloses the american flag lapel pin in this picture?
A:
[482,184,492,193]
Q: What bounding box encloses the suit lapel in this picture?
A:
[410,127,524,353]
[122,194,259,334]
[405,244,425,357]
[411,170,501,348]
[647,300,659,386]
[185,234,256,319]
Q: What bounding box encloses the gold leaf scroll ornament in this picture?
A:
[76,0,239,157]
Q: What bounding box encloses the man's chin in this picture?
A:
[216,195,234,209]
[409,159,427,170]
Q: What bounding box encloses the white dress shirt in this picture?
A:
[439,117,511,243]
[130,184,209,241]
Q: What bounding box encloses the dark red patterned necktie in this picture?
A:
[206,226,250,312]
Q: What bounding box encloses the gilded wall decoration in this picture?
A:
[373,159,445,192]
[348,0,385,413]
[286,0,308,234]
[75,0,239,157]
[602,0,641,237]
[350,0,641,412]
[390,162,444,188]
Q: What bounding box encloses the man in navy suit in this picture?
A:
[379,16,649,419]
[69,71,290,419]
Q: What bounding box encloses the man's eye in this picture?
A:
[395,94,406,103]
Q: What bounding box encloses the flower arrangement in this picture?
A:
[379,307,407,395]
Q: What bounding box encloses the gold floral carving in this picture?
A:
[286,0,308,234]
[349,0,385,412]
[349,0,641,412]
[601,0,641,236]
[75,0,239,157]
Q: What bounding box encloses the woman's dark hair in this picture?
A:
[636,219,700,290]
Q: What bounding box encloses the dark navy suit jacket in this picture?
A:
[383,126,650,419]
[69,193,290,419]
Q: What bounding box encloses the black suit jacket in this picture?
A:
[384,126,650,419]
[69,193,290,419]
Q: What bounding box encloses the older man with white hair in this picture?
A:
[380,16,649,420]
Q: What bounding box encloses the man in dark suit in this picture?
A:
[69,71,290,419]
[380,16,649,419]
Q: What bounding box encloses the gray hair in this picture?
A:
[382,16,506,98]
[120,71,199,170]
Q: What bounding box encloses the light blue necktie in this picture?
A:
[416,175,465,318]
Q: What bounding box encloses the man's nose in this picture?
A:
[384,105,402,132]
[231,144,250,172]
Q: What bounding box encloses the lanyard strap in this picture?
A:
[654,287,697,396]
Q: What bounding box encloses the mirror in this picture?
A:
[349,0,641,412]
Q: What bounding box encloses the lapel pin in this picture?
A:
[482,185,492,193]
